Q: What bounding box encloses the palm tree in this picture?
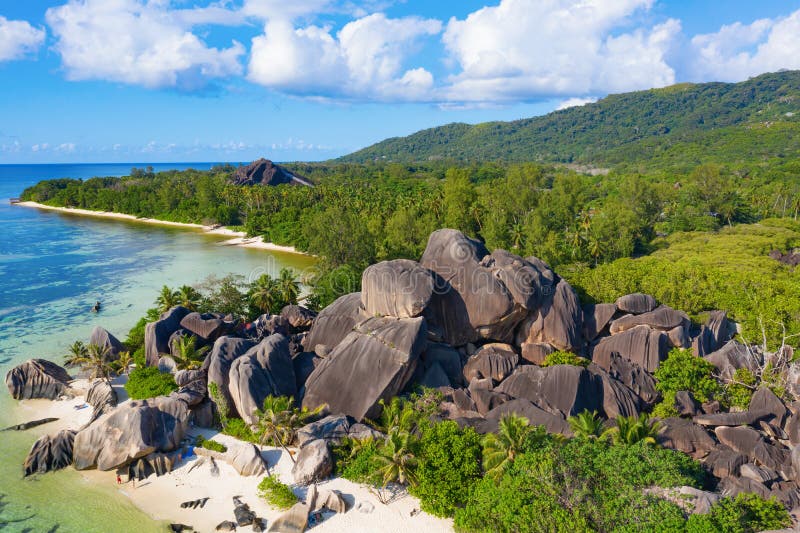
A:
[375,429,418,487]
[176,285,202,311]
[257,396,323,463]
[113,351,134,376]
[568,410,606,439]
[277,268,299,307]
[375,397,418,434]
[249,274,278,314]
[171,335,209,370]
[606,414,661,446]
[64,340,89,366]
[70,343,114,382]
[481,414,537,480]
[155,285,179,313]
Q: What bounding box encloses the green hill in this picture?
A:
[340,71,800,171]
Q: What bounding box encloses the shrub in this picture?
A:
[257,475,298,510]
[124,366,178,399]
[409,421,483,517]
[541,350,590,367]
[455,439,705,533]
[724,368,757,409]
[195,435,227,453]
[654,348,721,403]
[685,494,791,533]
[221,417,259,444]
[336,438,383,485]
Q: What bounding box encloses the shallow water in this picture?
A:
[0,164,315,532]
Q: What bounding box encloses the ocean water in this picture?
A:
[0,164,316,532]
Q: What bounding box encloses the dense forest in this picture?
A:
[341,71,800,172]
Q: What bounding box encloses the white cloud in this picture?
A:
[690,9,800,81]
[247,12,441,100]
[242,0,331,21]
[0,16,45,62]
[441,0,678,102]
[45,0,245,90]
[557,97,598,110]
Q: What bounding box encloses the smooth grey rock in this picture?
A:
[704,446,747,478]
[516,279,582,352]
[609,306,689,335]
[73,396,188,471]
[361,259,434,318]
[421,343,464,387]
[462,343,518,383]
[479,399,571,436]
[302,316,427,421]
[590,352,658,406]
[749,386,788,426]
[303,293,365,354]
[127,452,175,480]
[145,306,190,367]
[228,334,296,426]
[615,293,657,314]
[587,364,641,418]
[230,444,266,476]
[674,390,699,417]
[23,429,75,476]
[292,439,332,485]
[657,417,716,459]
[203,336,257,418]
[694,409,773,427]
[267,502,308,533]
[292,351,321,393]
[89,326,125,360]
[297,415,350,447]
[496,364,602,418]
[420,230,521,345]
[591,325,670,373]
[582,303,617,342]
[715,425,788,470]
[85,379,118,424]
[703,341,756,381]
[6,359,71,400]
[179,312,231,343]
[281,305,317,330]
[520,342,554,365]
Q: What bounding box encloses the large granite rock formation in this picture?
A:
[615,293,657,314]
[89,326,125,359]
[420,229,523,345]
[231,159,312,187]
[302,316,427,421]
[292,439,333,485]
[609,306,690,334]
[592,325,670,373]
[361,259,434,318]
[85,379,118,424]
[203,336,257,417]
[478,399,571,435]
[516,279,583,353]
[145,306,190,367]
[228,334,296,425]
[303,293,365,354]
[73,396,188,471]
[281,305,317,330]
[703,341,755,380]
[6,359,72,400]
[462,343,518,383]
[583,303,617,342]
[179,312,232,344]
[496,364,603,418]
[24,429,76,476]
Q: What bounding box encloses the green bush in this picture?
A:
[124,366,178,399]
[724,368,757,409]
[654,348,721,403]
[220,417,259,444]
[409,421,483,517]
[257,475,298,510]
[455,439,705,532]
[195,435,227,453]
[686,494,791,533]
[541,350,590,367]
[337,439,383,485]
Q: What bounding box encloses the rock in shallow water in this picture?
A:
[5,358,72,400]
[23,429,75,476]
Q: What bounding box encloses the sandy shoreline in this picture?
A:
[17,377,452,533]
[15,201,306,256]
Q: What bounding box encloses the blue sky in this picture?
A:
[1,0,800,163]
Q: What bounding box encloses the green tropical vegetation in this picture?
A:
[194,435,227,453]
[124,366,178,399]
[257,475,298,510]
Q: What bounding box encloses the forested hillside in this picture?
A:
[341,71,800,171]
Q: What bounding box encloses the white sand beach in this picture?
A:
[19,377,454,533]
[15,201,305,256]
